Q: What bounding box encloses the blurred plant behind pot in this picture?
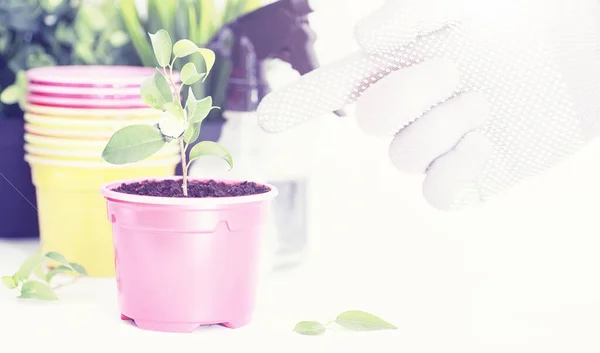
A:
[118,0,262,121]
[0,0,140,118]
[0,0,261,120]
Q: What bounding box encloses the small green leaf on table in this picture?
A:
[102,124,166,165]
[140,70,173,111]
[180,63,205,85]
[188,141,233,169]
[45,252,71,267]
[45,265,74,283]
[69,263,88,276]
[173,39,198,58]
[2,276,16,289]
[293,321,326,336]
[33,264,45,281]
[335,310,397,331]
[18,281,58,301]
[13,252,45,282]
[148,29,172,67]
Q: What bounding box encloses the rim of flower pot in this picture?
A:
[26,65,181,87]
[99,177,279,206]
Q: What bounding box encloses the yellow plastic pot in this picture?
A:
[26,154,181,277]
[24,133,110,150]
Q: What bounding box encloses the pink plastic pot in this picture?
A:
[99,177,278,333]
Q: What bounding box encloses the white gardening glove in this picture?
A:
[257,0,600,210]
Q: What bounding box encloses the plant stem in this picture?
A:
[179,137,188,196]
[163,66,181,103]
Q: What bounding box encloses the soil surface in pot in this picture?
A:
[113,179,270,198]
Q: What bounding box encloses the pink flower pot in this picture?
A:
[99,177,278,333]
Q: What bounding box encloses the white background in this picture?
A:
[3,1,600,352]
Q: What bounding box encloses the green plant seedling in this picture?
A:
[2,249,88,301]
[101,29,231,196]
[293,310,398,336]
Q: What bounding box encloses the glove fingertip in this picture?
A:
[422,132,494,210]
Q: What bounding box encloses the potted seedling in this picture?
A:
[99,29,278,333]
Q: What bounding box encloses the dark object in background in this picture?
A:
[208,0,343,116]
[0,118,38,238]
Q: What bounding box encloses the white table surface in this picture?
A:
[3,114,600,353]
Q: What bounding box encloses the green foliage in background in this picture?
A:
[0,0,138,118]
[117,0,262,121]
[0,0,260,121]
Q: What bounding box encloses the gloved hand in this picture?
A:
[256,0,600,210]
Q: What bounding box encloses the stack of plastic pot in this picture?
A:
[23,66,181,277]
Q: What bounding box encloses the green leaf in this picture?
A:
[33,264,45,281]
[0,85,21,105]
[180,63,205,85]
[335,310,398,331]
[74,16,95,45]
[188,141,233,169]
[183,122,201,144]
[163,102,185,121]
[40,0,64,12]
[188,96,217,124]
[293,321,326,336]
[45,252,70,267]
[74,43,95,64]
[56,22,76,44]
[140,70,173,111]
[102,125,167,165]
[184,90,200,141]
[158,115,187,139]
[154,69,173,103]
[197,48,216,79]
[14,252,45,282]
[148,29,172,67]
[80,5,108,32]
[119,0,155,66]
[172,39,198,58]
[69,263,88,276]
[45,265,73,283]
[2,276,16,289]
[16,71,27,89]
[185,87,197,112]
[18,281,58,301]
[197,0,217,44]
[109,31,129,47]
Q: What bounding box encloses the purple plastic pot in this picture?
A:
[0,118,39,238]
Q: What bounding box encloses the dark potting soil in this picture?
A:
[113,179,270,198]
